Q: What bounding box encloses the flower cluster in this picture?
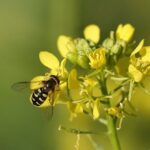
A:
[30,23,150,123]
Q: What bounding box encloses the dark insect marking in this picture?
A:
[31,88,48,106]
[135,52,141,58]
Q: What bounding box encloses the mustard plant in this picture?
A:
[29,24,150,150]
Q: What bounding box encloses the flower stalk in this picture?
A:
[106,114,121,150]
[100,76,121,150]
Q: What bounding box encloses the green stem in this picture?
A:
[100,76,121,150]
[106,114,121,150]
[87,69,102,78]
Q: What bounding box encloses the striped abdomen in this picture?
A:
[30,75,59,107]
[31,88,48,106]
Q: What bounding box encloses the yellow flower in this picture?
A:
[66,69,85,119]
[83,24,100,43]
[57,25,101,57]
[116,24,135,42]
[29,51,68,107]
[80,78,101,119]
[57,36,90,69]
[64,70,101,120]
[107,107,122,118]
[128,40,150,82]
[83,77,98,87]
[39,51,68,79]
[68,69,88,102]
[88,47,106,69]
[67,69,101,120]
[68,102,83,119]
[80,77,100,97]
[57,24,101,69]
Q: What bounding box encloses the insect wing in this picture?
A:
[11,81,32,92]
[12,80,44,92]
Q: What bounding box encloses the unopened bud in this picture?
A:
[67,52,78,64]
[102,38,114,51]
[77,55,90,69]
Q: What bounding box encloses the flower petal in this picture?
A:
[88,47,106,69]
[92,99,100,120]
[57,82,69,103]
[68,69,83,101]
[128,64,143,82]
[68,69,79,89]
[130,40,144,57]
[141,46,150,62]
[39,51,59,69]
[57,35,71,57]
[83,77,97,87]
[68,102,83,114]
[84,24,100,43]
[59,58,68,79]
[116,24,135,42]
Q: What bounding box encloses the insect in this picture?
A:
[12,75,60,108]
[30,75,60,107]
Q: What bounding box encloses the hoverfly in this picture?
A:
[12,75,60,116]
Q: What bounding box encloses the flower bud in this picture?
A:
[107,107,122,118]
[102,38,114,51]
[77,55,90,69]
[76,38,92,55]
[116,24,135,43]
[67,52,78,64]
[111,43,122,54]
[84,24,100,43]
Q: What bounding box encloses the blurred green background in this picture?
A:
[1,0,150,149]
